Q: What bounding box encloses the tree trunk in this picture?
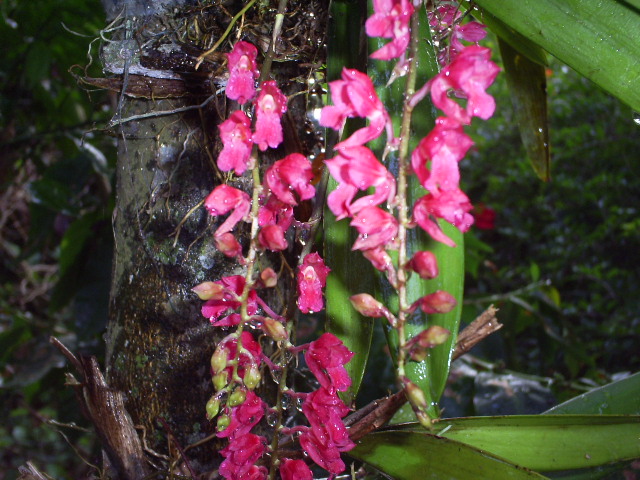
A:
[99,0,327,475]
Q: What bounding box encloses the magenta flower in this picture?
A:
[258,196,294,231]
[218,111,253,175]
[305,332,354,393]
[365,0,414,60]
[302,388,354,452]
[297,252,330,314]
[257,224,287,251]
[216,331,263,384]
[252,80,288,151]
[225,41,259,104]
[431,46,500,124]
[413,189,474,247]
[201,275,257,326]
[411,116,473,193]
[473,203,496,230]
[204,185,251,237]
[428,6,487,64]
[320,68,391,147]
[280,459,313,480]
[350,206,399,251]
[408,251,439,279]
[217,390,265,440]
[299,428,346,476]
[325,146,396,219]
[218,433,266,480]
[264,153,315,206]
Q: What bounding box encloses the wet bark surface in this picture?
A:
[100,0,328,474]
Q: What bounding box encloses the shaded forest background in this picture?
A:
[0,0,639,477]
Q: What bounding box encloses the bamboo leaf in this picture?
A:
[350,430,549,479]
[474,0,640,111]
[498,38,550,181]
[394,415,640,472]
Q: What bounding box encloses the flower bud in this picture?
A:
[243,364,261,389]
[263,317,288,341]
[216,414,230,432]
[213,371,229,391]
[413,290,457,314]
[260,267,278,288]
[205,396,221,420]
[192,281,225,301]
[228,388,247,407]
[211,347,228,374]
[349,293,397,327]
[402,377,428,410]
[408,251,438,279]
[258,225,288,251]
[215,232,243,258]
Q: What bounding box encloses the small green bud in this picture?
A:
[211,347,228,374]
[216,414,230,432]
[205,396,221,420]
[213,371,229,391]
[243,364,261,389]
[228,388,247,407]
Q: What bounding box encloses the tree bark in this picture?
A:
[99,0,328,475]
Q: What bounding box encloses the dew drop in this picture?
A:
[633,111,640,126]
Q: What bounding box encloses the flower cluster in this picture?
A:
[196,37,356,480]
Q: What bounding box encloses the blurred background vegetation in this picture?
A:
[0,0,638,478]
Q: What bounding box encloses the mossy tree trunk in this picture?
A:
[99,0,327,475]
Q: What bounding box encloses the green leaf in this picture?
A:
[350,430,549,479]
[324,0,372,405]
[474,0,640,111]
[395,415,640,472]
[498,38,550,181]
[545,372,640,415]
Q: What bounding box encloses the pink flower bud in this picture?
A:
[215,232,243,258]
[401,376,428,410]
[413,290,457,314]
[260,267,278,288]
[349,293,397,326]
[192,281,225,300]
[406,326,450,362]
[262,317,288,341]
[258,224,288,251]
[408,251,439,279]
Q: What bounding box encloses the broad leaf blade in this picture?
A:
[545,372,640,415]
[350,430,548,479]
[474,0,640,111]
[396,415,640,472]
[498,38,550,181]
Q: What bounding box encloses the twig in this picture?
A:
[107,94,217,128]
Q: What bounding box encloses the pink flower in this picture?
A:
[258,224,287,251]
[216,331,263,383]
[431,46,500,124]
[218,433,266,480]
[297,253,330,314]
[320,69,391,147]
[325,146,396,219]
[252,80,287,151]
[214,232,243,258]
[408,251,439,279]
[217,390,265,440]
[204,185,251,237]
[201,275,257,326]
[305,332,354,393]
[218,111,253,175]
[365,0,414,60]
[264,153,315,206]
[299,428,346,475]
[302,388,354,452]
[411,116,473,193]
[225,41,259,104]
[428,6,487,65]
[412,290,457,314]
[280,459,313,480]
[473,203,496,230]
[258,196,294,231]
[350,206,398,251]
[413,189,474,247]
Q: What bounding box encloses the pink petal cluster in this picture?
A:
[219,433,267,480]
[429,5,487,65]
[201,275,258,326]
[297,252,330,314]
[218,111,253,175]
[304,332,354,393]
[204,185,251,258]
[280,458,313,480]
[253,80,288,151]
[365,0,414,60]
[225,41,259,104]
[215,331,263,383]
[217,390,265,440]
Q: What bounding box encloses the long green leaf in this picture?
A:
[350,430,549,479]
[498,38,550,181]
[324,0,373,405]
[474,0,640,111]
[545,371,640,415]
[394,415,640,472]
